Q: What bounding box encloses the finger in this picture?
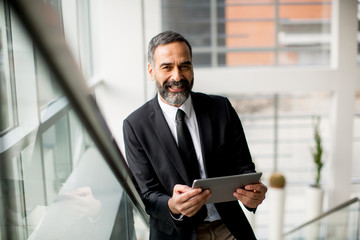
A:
[177,188,203,202]
[171,188,204,214]
[243,182,267,193]
[234,189,266,207]
[237,188,265,201]
[191,189,211,202]
[180,189,210,207]
[244,184,260,192]
[234,187,266,201]
[181,201,204,217]
[174,184,192,194]
[234,193,263,208]
[179,190,210,216]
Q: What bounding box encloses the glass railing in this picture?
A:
[1,0,149,239]
[284,197,360,240]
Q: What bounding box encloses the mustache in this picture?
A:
[163,79,190,89]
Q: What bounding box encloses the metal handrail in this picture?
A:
[284,197,360,236]
[7,0,149,225]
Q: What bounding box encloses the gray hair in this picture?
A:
[147,31,192,65]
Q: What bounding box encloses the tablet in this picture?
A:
[191,172,262,204]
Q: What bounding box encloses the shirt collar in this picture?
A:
[157,93,193,120]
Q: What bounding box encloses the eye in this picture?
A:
[161,65,172,70]
[180,65,191,70]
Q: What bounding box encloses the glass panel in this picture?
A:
[229,92,331,235]
[0,1,16,134]
[225,22,275,48]
[278,49,330,66]
[193,53,212,67]
[217,4,226,47]
[77,0,93,79]
[222,4,275,48]
[162,0,211,48]
[35,0,63,110]
[284,199,360,239]
[21,142,47,237]
[35,49,63,110]
[128,194,149,240]
[0,156,27,239]
[28,144,125,239]
[46,0,63,15]
[223,51,275,66]
[110,193,149,240]
[42,114,72,204]
[45,0,64,31]
[278,1,331,66]
[69,110,88,168]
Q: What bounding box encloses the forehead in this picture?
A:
[153,41,191,65]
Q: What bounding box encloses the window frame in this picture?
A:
[0,0,18,136]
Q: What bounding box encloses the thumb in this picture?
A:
[174,184,191,194]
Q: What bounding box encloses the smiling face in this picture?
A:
[148,41,194,107]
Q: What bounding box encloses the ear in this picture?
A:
[148,63,154,81]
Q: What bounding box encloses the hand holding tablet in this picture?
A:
[191,172,262,204]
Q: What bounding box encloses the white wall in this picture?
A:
[90,0,148,151]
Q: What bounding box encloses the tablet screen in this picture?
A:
[192,172,262,204]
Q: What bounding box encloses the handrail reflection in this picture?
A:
[28,148,131,239]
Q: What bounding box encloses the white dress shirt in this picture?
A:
[158,94,221,222]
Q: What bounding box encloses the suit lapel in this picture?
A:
[149,97,192,185]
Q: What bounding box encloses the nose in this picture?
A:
[171,66,182,81]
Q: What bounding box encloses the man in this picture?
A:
[123,31,267,240]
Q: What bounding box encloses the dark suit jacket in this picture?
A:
[123,92,257,239]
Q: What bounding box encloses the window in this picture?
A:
[77,0,93,79]
[162,0,332,67]
[42,114,72,204]
[0,1,148,239]
[35,52,63,110]
[46,0,64,31]
[0,1,17,134]
[36,0,64,110]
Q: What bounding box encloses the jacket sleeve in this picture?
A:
[123,119,176,229]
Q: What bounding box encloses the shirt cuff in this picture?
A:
[169,212,184,221]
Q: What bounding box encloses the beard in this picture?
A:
[155,77,194,106]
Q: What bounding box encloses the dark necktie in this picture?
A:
[176,109,200,182]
